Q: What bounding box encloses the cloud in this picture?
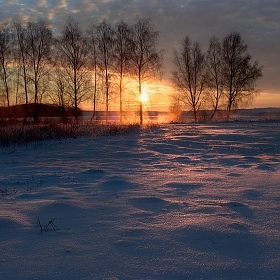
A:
[0,0,279,97]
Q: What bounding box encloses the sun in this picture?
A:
[140,89,149,103]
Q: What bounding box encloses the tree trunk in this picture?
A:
[74,70,78,120]
[138,76,143,125]
[119,69,123,124]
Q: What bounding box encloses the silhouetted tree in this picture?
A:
[113,21,132,123]
[221,32,262,118]
[57,18,90,120]
[87,24,99,121]
[96,21,115,123]
[206,36,223,120]
[0,23,13,107]
[49,45,71,119]
[130,18,163,124]
[172,36,206,122]
[14,20,29,119]
[25,20,52,121]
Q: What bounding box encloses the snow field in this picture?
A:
[0,121,279,279]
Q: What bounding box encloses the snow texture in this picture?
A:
[0,121,279,279]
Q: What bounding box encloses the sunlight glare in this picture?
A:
[140,89,149,103]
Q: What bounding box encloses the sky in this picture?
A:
[0,0,279,108]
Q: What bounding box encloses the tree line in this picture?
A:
[0,16,262,123]
[0,17,162,123]
[172,32,262,121]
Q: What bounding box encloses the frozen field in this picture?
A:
[0,121,279,279]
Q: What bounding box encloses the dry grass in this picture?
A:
[0,121,142,147]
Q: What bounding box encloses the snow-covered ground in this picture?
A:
[1,121,279,279]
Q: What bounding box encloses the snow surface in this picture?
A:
[0,121,279,279]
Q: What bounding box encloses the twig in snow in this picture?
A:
[37,217,57,234]
[44,218,57,231]
[37,217,43,234]
[208,237,218,244]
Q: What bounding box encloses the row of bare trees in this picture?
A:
[1,16,263,123]
[172,32,263,121]
[0,17,162,123]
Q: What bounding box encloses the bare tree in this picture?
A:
[221,32,262,118]
[49,48,71,119]
[130,18,163,125]
[206,36,223,120]
[14,20,29,119]
[113,21,132,123]
[0,23,13,107]
[172,36,206,122]
[25,20,52,121]
[96,21,115,123]
[87,25,99,120]
[58,18,90,120]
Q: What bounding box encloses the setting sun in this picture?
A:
[140,89,149,103]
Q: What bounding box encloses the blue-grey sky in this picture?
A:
[1,0,279,107]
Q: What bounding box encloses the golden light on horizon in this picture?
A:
[140,88,149,104]
[81,79,172,111]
